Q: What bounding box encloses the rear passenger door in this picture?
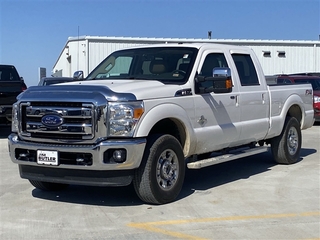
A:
[231,52,270,143]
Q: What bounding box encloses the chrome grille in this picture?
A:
[21,102,95,141]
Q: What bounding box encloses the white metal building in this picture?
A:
[52,36,320,78]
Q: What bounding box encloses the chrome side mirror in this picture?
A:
[212,67,231,78]
[73,70,84,80]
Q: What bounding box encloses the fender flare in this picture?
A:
[134,103,196,156]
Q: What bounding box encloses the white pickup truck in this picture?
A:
[8,43,314,204]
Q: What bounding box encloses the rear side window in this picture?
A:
[232,54,259,86]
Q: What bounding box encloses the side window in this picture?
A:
[232,54,259,86]
[200,53,228,77]
[196,53,228,94]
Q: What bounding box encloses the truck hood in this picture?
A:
[18,79,188,103]
[60,79,186,100]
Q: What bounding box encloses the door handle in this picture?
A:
[230,95,239,106]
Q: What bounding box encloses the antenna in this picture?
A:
[77,26,79,71]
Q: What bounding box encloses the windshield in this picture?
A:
[86,47,198,84]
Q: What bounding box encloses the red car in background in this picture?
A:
[276,74,320,123]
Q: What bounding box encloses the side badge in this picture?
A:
[197,115,207,126]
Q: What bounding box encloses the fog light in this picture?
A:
[113,149,126,163]
[18,153,29,161]
[76,158,85,163]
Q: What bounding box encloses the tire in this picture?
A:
[271,117,301,164]
[133,134,185,204]
[29,180,69,191]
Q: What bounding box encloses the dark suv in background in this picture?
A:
[0,65,27,125]
[276,74,320,123]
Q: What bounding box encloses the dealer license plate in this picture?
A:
[37,150,58,166]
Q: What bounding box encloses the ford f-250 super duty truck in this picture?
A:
[8,43,314,204]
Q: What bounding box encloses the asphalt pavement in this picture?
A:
[0,124,319,240]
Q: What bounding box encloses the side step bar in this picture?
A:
[187,146,269,169]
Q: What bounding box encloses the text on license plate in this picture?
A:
[37,150,58,166]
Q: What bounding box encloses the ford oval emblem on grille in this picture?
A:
[41,115,64,127]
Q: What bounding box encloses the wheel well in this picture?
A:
[149,118,186,148]
[287,104,302,125]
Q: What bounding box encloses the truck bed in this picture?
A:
[267,83,314,138]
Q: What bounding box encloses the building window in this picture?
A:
[263,51,271,57]
[278,51,286,58]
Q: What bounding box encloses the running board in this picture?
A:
[187,146,269,169]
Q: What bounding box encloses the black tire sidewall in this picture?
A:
[149,135,185,203]
[134,134,185,204]
[271,117,301,164]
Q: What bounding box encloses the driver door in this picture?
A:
[192,51,241,154]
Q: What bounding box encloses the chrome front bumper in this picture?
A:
[8,133,146,171]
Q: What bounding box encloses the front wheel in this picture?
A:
[271,117,301,164]
[29,180,69,191]
[133,134,185,204]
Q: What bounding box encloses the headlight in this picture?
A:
[11,103,19,132]
[314,95,320,103]
[108,101,144,137]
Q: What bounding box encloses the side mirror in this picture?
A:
[213,67,231,78]
[196,67,233,94]
[210,67,233,93]
[73,70,84,80]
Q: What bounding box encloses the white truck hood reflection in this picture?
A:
[62,79,185,100]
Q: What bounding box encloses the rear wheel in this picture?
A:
[271,117,301,164]
[29,180,69,191]
[133,134,185,204]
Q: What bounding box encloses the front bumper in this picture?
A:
[8,133,146,185]
[8,133,146,170]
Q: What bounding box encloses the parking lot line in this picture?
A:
[128,211,320,239]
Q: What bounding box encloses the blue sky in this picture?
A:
[1,0,319,87]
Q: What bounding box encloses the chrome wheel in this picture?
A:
[271,117,301,164]
[287,126,299,155]
[134,134,185,204]
[156,149,179,190]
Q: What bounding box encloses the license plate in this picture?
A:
[37,150,58,166]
